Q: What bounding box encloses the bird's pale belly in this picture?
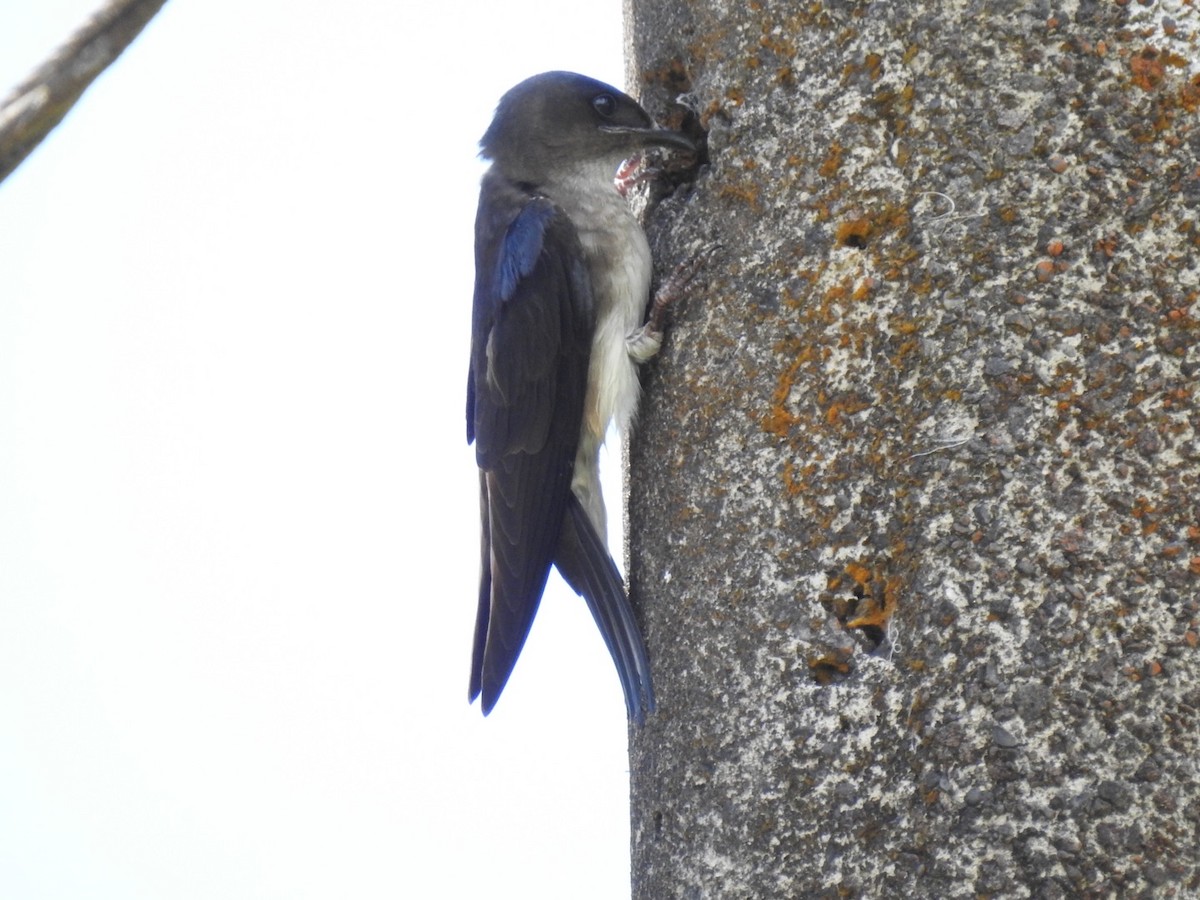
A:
[570,199,653,537]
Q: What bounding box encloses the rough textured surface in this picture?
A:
[623,0,1199,897]
[0,0,168,184]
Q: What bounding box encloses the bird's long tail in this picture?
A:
[554,494,655,724]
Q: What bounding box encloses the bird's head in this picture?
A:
[480,71,694,185]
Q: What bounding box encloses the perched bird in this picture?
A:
[466,72,695,722]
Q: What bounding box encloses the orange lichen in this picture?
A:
[1095,234,1119,258]
[848,576,901,629]
[808,650,853,684]
[1132,497,1160,536]
[639,58,693,94]
[1130,47,1189,92]
[825,279,851,303]
[1182,75,1200,113]
[835,217,872,247]
[718,180,762,211]
[759,32,797,58]
[700,100,724,127]
[762,354,806,438]
[824,396,871,425]
[845,561,873,589]
[852,278,875,301]
[864,52,884,81]
[819,142,844,178]
[782,459,807,496]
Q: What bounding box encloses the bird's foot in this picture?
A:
[627,247,715,362]
[626,325,663,363]
[646,247,714,335]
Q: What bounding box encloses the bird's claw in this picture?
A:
[645,245,716,336]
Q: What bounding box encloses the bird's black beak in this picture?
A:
[601,125,696,155]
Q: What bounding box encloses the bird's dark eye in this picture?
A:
[592,93,617,118]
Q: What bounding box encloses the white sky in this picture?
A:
[0,2,643,897]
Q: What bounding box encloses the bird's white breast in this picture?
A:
[542,165,655,537]
[548,171,652,443]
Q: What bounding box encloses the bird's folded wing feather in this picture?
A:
[554,493,655,723]
[467,182,595,711]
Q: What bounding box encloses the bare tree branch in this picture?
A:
[0,0,168,185]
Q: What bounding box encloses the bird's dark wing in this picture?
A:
[554,494,655,724]
[467,176,594,713]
